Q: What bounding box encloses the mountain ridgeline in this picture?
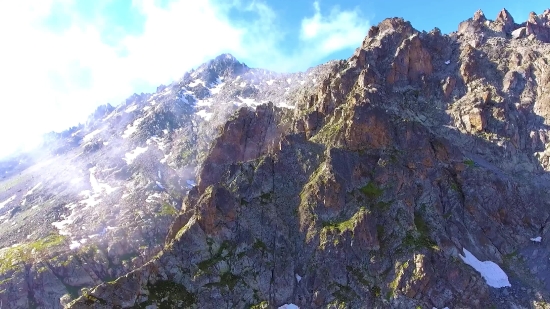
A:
[1,7,550,309]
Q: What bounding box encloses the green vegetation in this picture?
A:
[83,292,107,306]
[259,192,272,205]
[346,266,371,287]
[402,214,438,251]
[371,285,381,298]
[387,260,409,300]
[311,119,344,143]
[196,239,245,291]
[0,234,67,273]
[322,207,367,234]
[0,173,31,192]
[450,182,459,192]
[137,280,195,308]
[503,250,519,260]
[330,282,358,308]
[374,201,391,211]
[252,239,267,252]
[320,207,368,248]
[197,241,233,272]
[463,158,475,167]
[359,182,383,199]
[205,271,241,290]
[159,203,177,216]
[119,251,139,263]
[250,301,269,309]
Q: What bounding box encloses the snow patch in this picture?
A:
[83,129,103,142]
[143,106,151,111]
[25,182,42,196]
[238,97,261,106]
[210,82,225,94]
[240,81,247,87]
[189,79,205,87]
[0,195,16,209]
[156,181,165,190]
[445,60,451,65]
[196,110,213,121]
[69,241,81,250]
[295,273,302,283]
[122,117,144,139]
[531,236,542,242]
[286,78,292,84]
[266,80,274,85]
[123,146,148,164]
[277,102,295,109]
[21,182,42,206]
[460,248,511,288]
[52,216,74,236]
[278,304,299,309]
[186,179,197,188]
[196,99,213,107]
[79,192,101,208]
[125,105,138,113]
[88,167,119,194]
[146,193,162,203]
[160,152,170,164]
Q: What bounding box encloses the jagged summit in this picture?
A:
[457,7,550,41]
[188,53,249,86]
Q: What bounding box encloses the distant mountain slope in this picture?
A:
[0,53,335,308]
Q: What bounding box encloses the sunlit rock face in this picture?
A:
[4,7,550,309]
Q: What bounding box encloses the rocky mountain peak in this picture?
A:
[525,9,550,42]
[495,8,515,33]
[189,53,249,87]
[458,7,550,42]
[473,9,487,22]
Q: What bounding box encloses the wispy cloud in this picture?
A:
[0,0,370,157]
[300,1,371,54]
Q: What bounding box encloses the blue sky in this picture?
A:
[0,0,548,157]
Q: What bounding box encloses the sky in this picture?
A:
[0,0,548,158]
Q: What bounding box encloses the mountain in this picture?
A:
[0,52,334,308]
[2,7,550,309]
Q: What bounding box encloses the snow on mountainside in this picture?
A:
[0,53,336,308]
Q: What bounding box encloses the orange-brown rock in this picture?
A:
[494,8,515,33]
[387,34,433,84]
[442,76,456,99]
[468,108,486,131]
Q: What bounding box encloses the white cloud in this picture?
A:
[0,0,370,158]
[300,1,370,54]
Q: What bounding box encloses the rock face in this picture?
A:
[63,7,550,309]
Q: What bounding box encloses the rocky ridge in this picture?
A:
[61,8,550,309]
[0,54,334,308]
